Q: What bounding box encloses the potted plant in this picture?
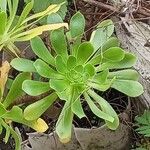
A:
[11,12,143,150]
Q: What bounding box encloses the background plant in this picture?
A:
[135,110,150,137]
[133,110,150,150]
[0,61,48,150]
[11,12,143,143]
[24,0,68,24]
[0,0,68,56]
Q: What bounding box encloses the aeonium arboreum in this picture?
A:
[0,61,48,150]
[11,12,144,143]
[0,0,68,56]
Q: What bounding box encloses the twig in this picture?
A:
[83,0,150,17]
[83,0,118,13]
[10,91,52,108]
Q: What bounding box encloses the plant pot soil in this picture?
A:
[22,123,130,150]
[21,90,131,150]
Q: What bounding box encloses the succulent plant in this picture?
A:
[11,12,143,143]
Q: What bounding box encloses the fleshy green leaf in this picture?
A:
[2,106,24,122]
[22,4,62,24]
[1,119,21,150]
[98,53,137,71]
[50,79,69,92]
[67,56,77,70]
[93,70,109,84]
[84,64,95,77]
[72,98,85,119]
[90,19,114,52]
[24,92,57,120]
[31,36,55,66]
[22,80,50,96]
[88,54,102,65]
[1,106,48,133]
[4,126,11,143]
[10,128,21,150]
[0,12,7,35]
[57,87,70,100]
[108,69,139,81]
[0,0,7,12]
[97,19,114,34]
[70,11,85,38]
[6,0,19,32]
[3,73,31,108]
[111,79,144,97]
[103,47,125,62]
[89,72,115,91]
[56,101,73,143]
[51,29,68,60]
[102,37,120,51]
[47,13,63,24]
[11,58,36,72]
[56,56,68,74]
[71,36,81,56]
[84,92,114,123]
[34,59,62,79]
[15,23,68,42]
[88,81,113,92]
[16,0,34,27]
[74,65,84,73]
[77,42,94,64]
[29,0,68,23]
[0,103,7,116]
[87,90,119,130]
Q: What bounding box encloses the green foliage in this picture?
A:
[0,0,68,56]
[25,0,68,24]
[11,12,143,143]
[0,65,49,150]
[135,110,150,137]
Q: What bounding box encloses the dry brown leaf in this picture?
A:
[0,61,10,97]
